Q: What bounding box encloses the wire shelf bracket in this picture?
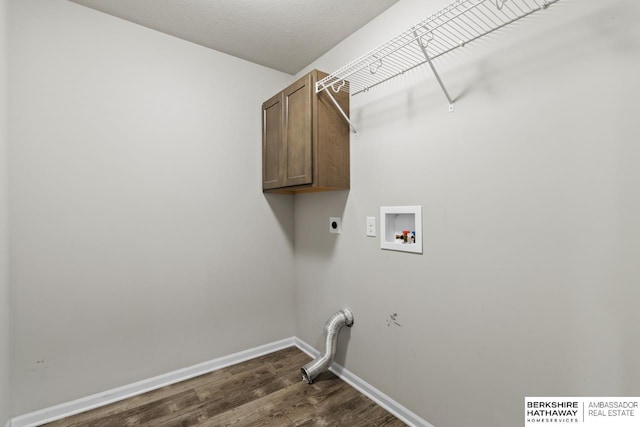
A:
[414,30,455,112]
[317,81,359,136]
[315,0,559,131]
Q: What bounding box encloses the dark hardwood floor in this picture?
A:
[44,346,406,426]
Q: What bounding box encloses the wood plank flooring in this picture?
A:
[44,346,406,427]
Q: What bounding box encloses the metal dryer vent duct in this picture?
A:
[301,309,354,384]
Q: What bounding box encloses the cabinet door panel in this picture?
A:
[283,74,312,187]
[262,93,284,189]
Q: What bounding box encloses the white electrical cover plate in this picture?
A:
[329,217,341,234]
[366,217,376,237]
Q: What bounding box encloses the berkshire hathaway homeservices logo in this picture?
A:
[525,397,639,426]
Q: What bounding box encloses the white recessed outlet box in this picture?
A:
[329,217,341,234]
[380,206,422,254]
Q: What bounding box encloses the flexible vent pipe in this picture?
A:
[301,309,354,384]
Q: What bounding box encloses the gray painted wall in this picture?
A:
[294,0,640,426]
[5,0,640,425]
[8,0,294,414]
[0,0,10,423]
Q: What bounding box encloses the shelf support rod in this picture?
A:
[414,30,454,112]
[318,84,358,135]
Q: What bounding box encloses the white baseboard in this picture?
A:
[294,337,433,427]
[11,336,432,427]
[10,337,296,427]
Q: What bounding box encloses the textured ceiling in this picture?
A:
[70,0,399,75]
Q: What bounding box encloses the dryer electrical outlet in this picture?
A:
[329,217,341,234]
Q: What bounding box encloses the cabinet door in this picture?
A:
[283,74,313,187]
[262,92,284,190]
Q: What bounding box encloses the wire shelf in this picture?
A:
[316,0,558,97]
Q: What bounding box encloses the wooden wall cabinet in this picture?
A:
[262,70,350,193]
